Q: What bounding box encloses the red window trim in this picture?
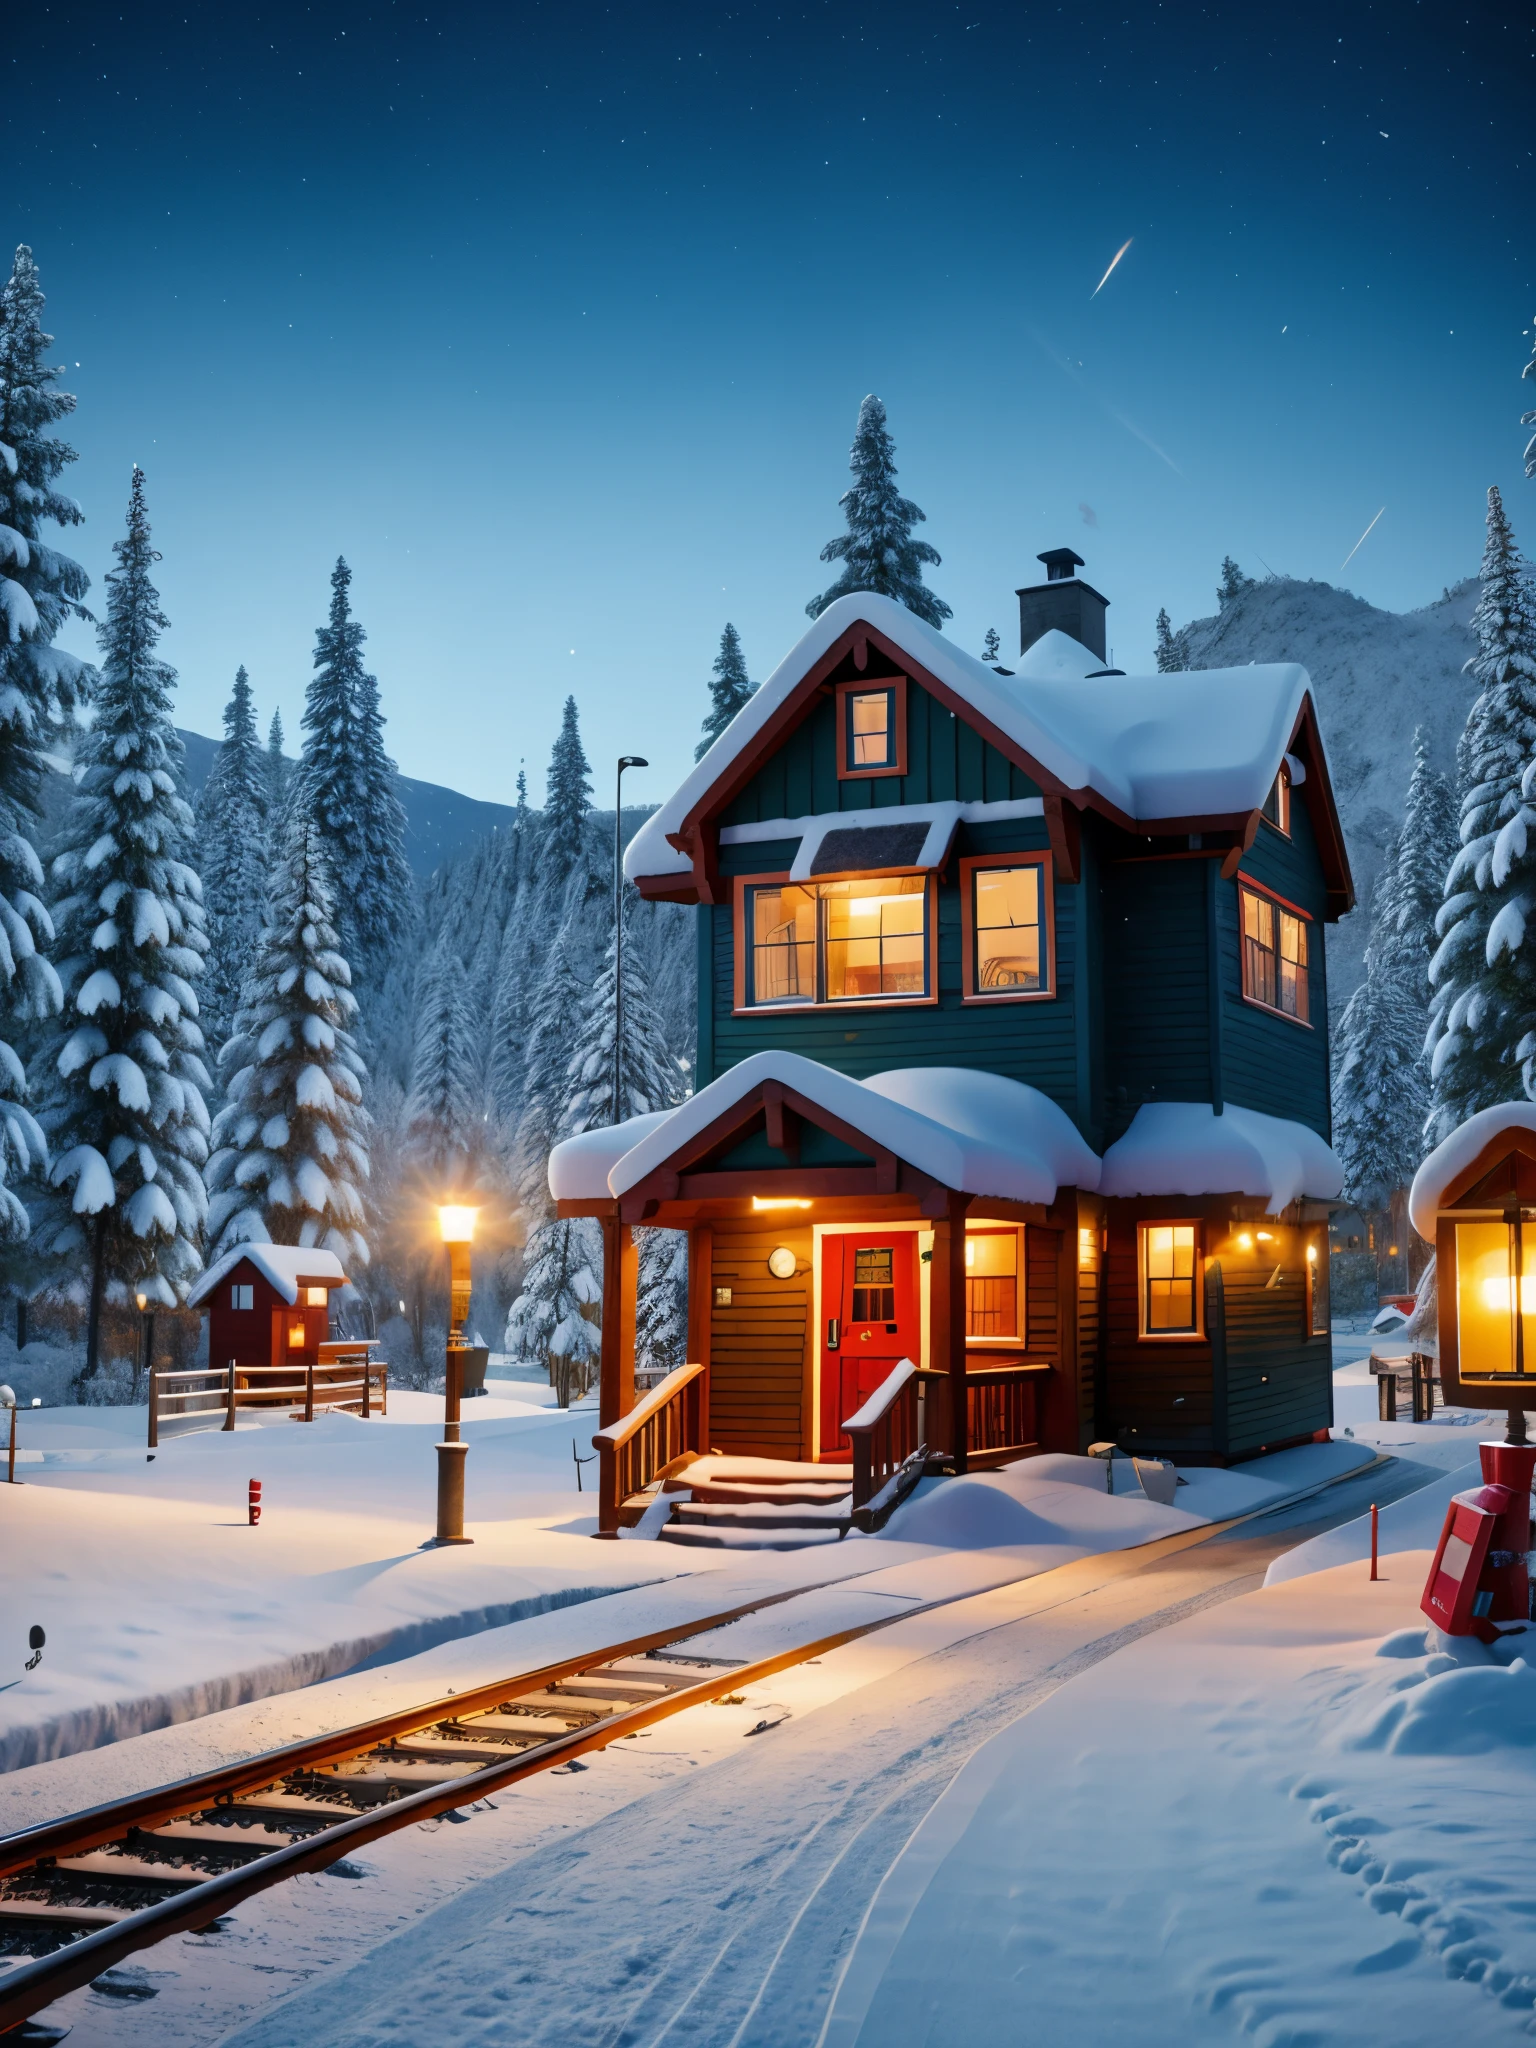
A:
[958,851,1057,1004]
[834,676,908,780]
[1304,1229,1330,1338]
[1237,878,1314,1031]
[1259,760,1292,838]
[731,869,939,1015]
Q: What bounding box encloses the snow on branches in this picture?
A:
[806,395,951,628]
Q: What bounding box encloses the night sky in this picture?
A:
[10,1,1533,809]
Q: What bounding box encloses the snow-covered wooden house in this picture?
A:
[188,1244,349,1374]
[554,555,1354,1531]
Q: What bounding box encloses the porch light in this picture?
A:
[1306,1243,1318,1264]
[1237,1233,1254,1251]
[1256,1231,1274,1242]
[751,1196,812,1212]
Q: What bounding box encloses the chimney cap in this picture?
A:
[1037,548,1086,582]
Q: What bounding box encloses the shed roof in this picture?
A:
[188,1243,348,1309]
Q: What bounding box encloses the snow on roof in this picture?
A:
[188,1242,348,1308]
[1408,1102,1536,1242]
[716,797,1045,882]
[549,1052,1102,1206]
[626,592,1311,887]
[1098,1103,1342,1214]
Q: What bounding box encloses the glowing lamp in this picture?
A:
[135,1291,148,1313]
[287,1321,305,1349]
[438,1206,479,1244]
[751,1196,812,1212]
[1237,1233,1254,1251]
[1305,1243,1318,1264]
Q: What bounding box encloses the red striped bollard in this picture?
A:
[248,1478,262,1527]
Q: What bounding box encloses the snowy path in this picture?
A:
[17,1446,1430,2047]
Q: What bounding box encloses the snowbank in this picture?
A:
[1099,1099,1343,1210]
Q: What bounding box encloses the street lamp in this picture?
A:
[434,1204,479,1545]
[613,755,649,1126]
[134,1290,155,1406]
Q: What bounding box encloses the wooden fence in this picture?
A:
[148,1352,387,1448]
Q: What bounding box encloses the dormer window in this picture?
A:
[835,678,907,779]
[1261,760,1291,835]
[736,872,933,1009]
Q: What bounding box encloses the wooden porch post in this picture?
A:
[599,1211,637,1431]
[687,1225,713,1451]
[929,1191,969,1474]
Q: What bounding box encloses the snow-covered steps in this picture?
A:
[655,1456,856,1549]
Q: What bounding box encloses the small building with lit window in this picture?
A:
[189,1243,348,1376]
[555,552,1354,1482]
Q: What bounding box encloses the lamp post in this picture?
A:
[134,1290,155,1406]
[434,1205,479,1545]
[613,754,648,1127]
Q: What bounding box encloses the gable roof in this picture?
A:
[626,593,1353,913]
[188,1243,348,1308]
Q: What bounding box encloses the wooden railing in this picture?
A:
[148,1353,387,1447]
[842,1358,923,1525]
[592,1361,709,1539]
[915,1360,1048,1472]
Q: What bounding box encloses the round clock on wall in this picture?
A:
[767,1246,798,1279]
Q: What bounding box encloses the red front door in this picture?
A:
[820,1232,920,1455]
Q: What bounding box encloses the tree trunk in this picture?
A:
[82,1212,108,1379]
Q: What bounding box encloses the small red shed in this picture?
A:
[188,1244,349,1375]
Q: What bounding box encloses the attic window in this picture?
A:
[1261,761,1291,835]
[231,1285,253,1311]
[835,678,907,779]
[1240,883,1311,1026]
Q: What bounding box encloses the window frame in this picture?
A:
[732,869,939,1014]
[1305,1231,1331,1337]
[231,1284,254,1312]
[959,851,1056,1004]
[834,676,908,780]
[1136,1220,1205,1342]
[1237,876,1313,1029]
[1260,759,1292,836]
[964,1221,1027,1347]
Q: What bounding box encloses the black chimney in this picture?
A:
[1016,548,1110,663]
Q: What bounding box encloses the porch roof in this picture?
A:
[548,1052,1102,1207]
[1098,1102,1343,1215]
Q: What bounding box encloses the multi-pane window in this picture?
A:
[851,1247,896,1322]
[1241,886,1309,1023]
[965,1227,1022,1340]
[1140,1223,1199,1336]
[745,876,929,1007]
[972,864,1046,994]
[845,688,896,770]
[231,1284,254,1311]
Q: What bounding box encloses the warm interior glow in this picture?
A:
[1256,1231,1274,1242]
[1078,1226,1095,1269]
[287,1322,305,1349]
[305,1286,328,1307]
[1480,1276,1536,1315]
[751,1196,812,1211]
[1237,1233,1254,1250]
[134,1291,147,1311]
[1306,1243,1318,1263]
[438,1205,479,1243]
[964,1239,975,1267]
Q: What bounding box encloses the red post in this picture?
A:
[1370,1502,1379,1581]
[248,1478,262,1526]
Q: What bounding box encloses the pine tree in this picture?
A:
[39,471,210,1369]
[297,558,411,988]
[696,623,756,760]
[1333,853,1429,1211]
[403,937,481,1180]
[543,696,592,881]
[634,1225,689,1378]
[265,709,293,820]
[0,245,95,1240]
[205,808,370,1264]
[1154,607,1183,673]
[1393,726,1459,968]
[806,395,951,628]
[197,666,268,1062]
[565,894,687,1134]
[1426,486,1536,1141]
[980,627,1001,666]
[1217,557,1253,609]
[1522,318,1536,481]
[487,770,534,1130]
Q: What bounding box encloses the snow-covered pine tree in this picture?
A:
[197,666,268,1062]
[1393,726,1459,969]
[564,892,687,1135]
[0,245,95,1240]
[1154,607,1182,672]
[1332,853,1428,1214]
[1522,318,1535,480]
[1217,557,1253,609]
[696,623,756,760]
[297,558,411,990]
[1426,486,1536,1142]
[403,936,481,1180]
[543,696,592,882]
[487,769,534,1130]
[39,471,209,1370]
[806,395,951,627]
[265,708,294,820]
[634,1225,688,1378]
[980,627,1001,666]
[504,927,602,1404]
[204,807,370,1264]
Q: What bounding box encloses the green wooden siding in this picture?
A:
[1217,1259,1333,1456]
[1101,855,1213,1144]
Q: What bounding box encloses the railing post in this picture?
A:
[148,1367,159,1449]
[304,1364,314,1424]
[224,1361,237,1431]
[362,1356,371,1419]
[596,1438,619,1538]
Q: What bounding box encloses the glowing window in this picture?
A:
[965,1227,1022,1340]
[1261,761,1291,835]
[287,1321,306,1350]
[231,1284,254,1311]
[850,1247,895,1323]
[1306,1238,1330,1336]
[1141,1224,1200,1337]
[973,864,1046,994]
[1241,886,1309,1024]
[744,876,928,1007]
[305,1287,329,1307]
[846,688,896,770]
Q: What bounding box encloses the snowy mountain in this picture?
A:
[175,729,521,879]
[1174,574,1480,1014]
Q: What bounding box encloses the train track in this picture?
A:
[0,1455,1394,2040]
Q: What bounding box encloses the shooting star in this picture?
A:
[1092,238,1133,297]
[1340,506,1385,573]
